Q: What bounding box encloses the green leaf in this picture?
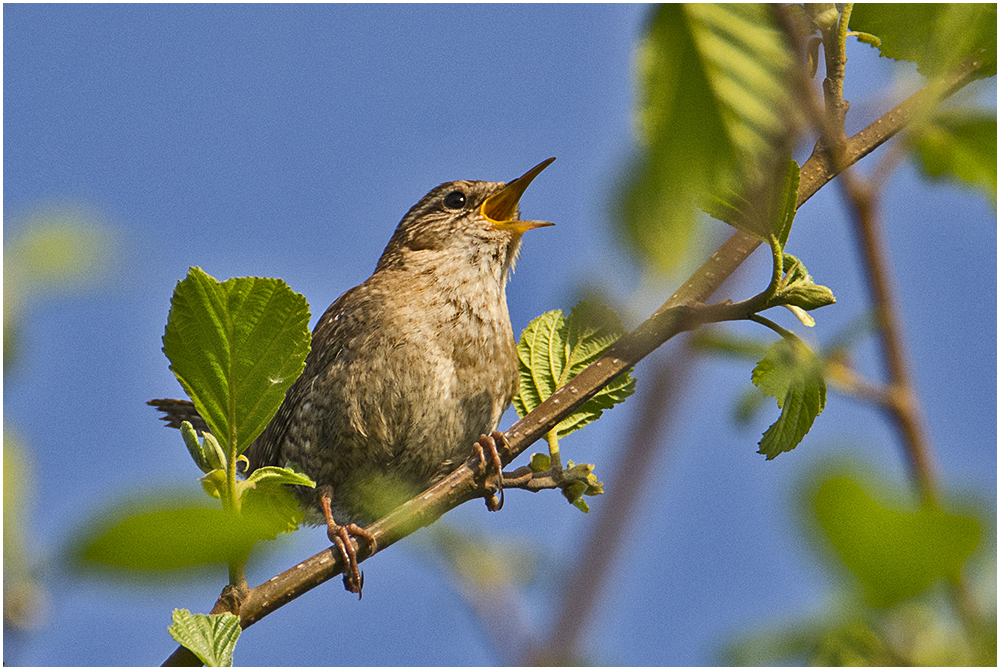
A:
[181,421,212,474]
[911,111,997,203]
[168,609,240,667]
[689,329,771,360]
[566,460,604,497]
[812,474,982,607]
[699,189,749,231]
[850,3,997,78]
[617,4,800,271]
[4,210,115,372]
[852,31,882,49]
[513,301,636,439]
[200,432,227,471]
[773,160,800,248]
[780,283,837,312]
[239,484,305,539]
[703,159,800,243]
[199,469,226,500]
[161,267,311,455]
[69,493,297,572]
[234,463,314,538]
[244,464,316,489]
[781,253,806,282]
[769,252,837,318]
[752,334,827,458]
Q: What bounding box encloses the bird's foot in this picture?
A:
[471,431,507,512]
[319,485,377,598]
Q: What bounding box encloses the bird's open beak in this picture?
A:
[482,157,556,233]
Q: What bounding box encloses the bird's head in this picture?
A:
[376,158,555,283]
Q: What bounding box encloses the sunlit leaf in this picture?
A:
[851,3,997,78]
[69,493,300,573]
[617,3,800,271]
[168,609,240,667]
[703,159,800,243]
[244,464,316,489]
[161,267,311,455]
[240,484,305,539]
[513,301,636,439]
[752,334,826,458]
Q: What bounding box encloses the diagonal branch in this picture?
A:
[161,50,988,666]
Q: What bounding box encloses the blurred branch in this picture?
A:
[815,6,992,636]
[836,168,939,502]
[522,350,693,665]
[824,358,896,407]
[425,525,541,665]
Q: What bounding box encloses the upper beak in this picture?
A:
[481,157,556,233]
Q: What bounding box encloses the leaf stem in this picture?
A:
[748,314,796,341]
[545,428,562,471]
[222,456,238,513]
[222,436,247,591]
[765,235,784,302]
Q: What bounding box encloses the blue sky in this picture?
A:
[4,4,996,666]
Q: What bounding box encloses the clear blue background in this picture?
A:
[4,4,996,666]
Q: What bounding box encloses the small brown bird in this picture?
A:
[151,158,555,594]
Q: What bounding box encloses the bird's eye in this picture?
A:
[443,190,467,210]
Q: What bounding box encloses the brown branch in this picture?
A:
[796,48,988,206]
[837,168,939,502]
[161,49,988,666]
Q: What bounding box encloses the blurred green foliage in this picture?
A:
[723,459,994,666]
[851,3,997,78]
[615,3,800,273]
[4,207,114,631]
[4,207,115,372]
[911,110,998,204]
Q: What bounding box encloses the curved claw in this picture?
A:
[331,530,362,596]
[474,431,507,512]
[488,485,505,512]
[320,485,376,598]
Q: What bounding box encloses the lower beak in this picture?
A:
[482,157,556,232]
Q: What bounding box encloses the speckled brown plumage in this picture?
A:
[150,158,554,593]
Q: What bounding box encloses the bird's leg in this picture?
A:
[319,485,377,598]
[471,431,506,512]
